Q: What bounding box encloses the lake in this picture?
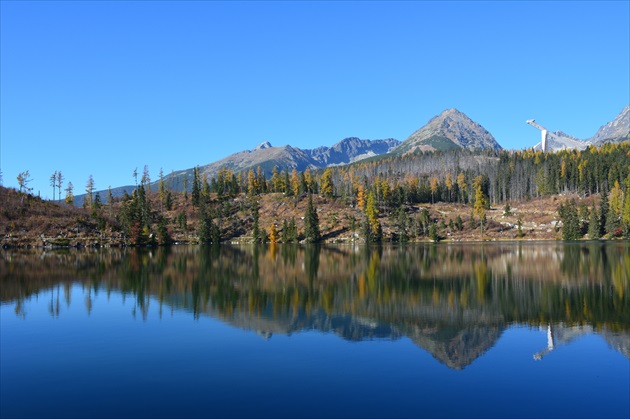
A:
[1,243,629,418]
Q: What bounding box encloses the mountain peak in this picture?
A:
[254,141,273,150]
[443,108,464,116]
[427,108,465,123]
[396,109,501,153]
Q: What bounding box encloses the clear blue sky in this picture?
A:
[1,1,628,198]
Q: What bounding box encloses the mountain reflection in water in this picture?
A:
[1,242,628,370]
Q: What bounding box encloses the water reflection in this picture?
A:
[1,242,629,369]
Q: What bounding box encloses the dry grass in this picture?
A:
[2,185,595,247]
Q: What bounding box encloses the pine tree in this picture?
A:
[394,207,409,242]
[157,215,171,245]
[429,223,440,242]
[281,219,289,243]
[142,165,151,194]
[320,168,334,198]
[457,172,467,203]
[445,173,453,202]
[158,168,166,212]
[356,184,366,211]
[288,217,298,242]
[177,211,187,231]
[283,170,291,195]
[599,187,609,237]
[84,175,95,209]
[64,181,74,206]
[290,168,301,196]
[255,166,266,193]
[304,194,321,243]
[202,173,211,202]
[561,199,581,240]
[198,209,212,244]
[93,193,102,210]
[430,177,438,204]
[211,218,221,244]
[164,190,172,211]
[192,166,201,207]
[364,191,382,242]
[247,170,257,196]
[623,191,630,238]
[270,166,286,193]
[607,180,624,235]
[198,207,219,244]
[455,215,463,231]
[588,204,600,239]
[473,176,487,238]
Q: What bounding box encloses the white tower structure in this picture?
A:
[526,119,550,152]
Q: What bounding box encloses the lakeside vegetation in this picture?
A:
[3,144,630,248]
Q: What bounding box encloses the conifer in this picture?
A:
[304,194,321,243]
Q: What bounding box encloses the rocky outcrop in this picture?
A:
[590,105,630,145]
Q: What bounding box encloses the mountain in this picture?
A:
[590,105,630,145]
[394,108,502,154]
[196,142,315,179]
[307,137,400,166]
[530,105,629,151]
[194,137,400,182]
[76,137,400,205]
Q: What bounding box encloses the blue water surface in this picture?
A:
[1,244,629,418]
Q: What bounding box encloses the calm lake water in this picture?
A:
[1,243,629,418]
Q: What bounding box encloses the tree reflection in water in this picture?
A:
[1,242,628,369]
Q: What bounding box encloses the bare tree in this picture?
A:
[17,170,33,194]
[107,186,114,218]
[56,172,64,202]
[142,165,151,194]
[50,171,58,201]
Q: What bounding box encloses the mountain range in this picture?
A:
[532,105,629,151]
[79,106,629,204]
[195,136,401,182]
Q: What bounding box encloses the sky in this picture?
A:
[1,1,629,198]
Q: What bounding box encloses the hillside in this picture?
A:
[0,184,576,248]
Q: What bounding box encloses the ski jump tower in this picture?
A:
[526,119,550,152]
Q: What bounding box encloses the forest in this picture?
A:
[3,142,630,247]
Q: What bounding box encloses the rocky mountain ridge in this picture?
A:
[394,108,502,154]
[591,105,630,145]
[531,105,629,151]
[81,137,401,204]
[192,136,402,182]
